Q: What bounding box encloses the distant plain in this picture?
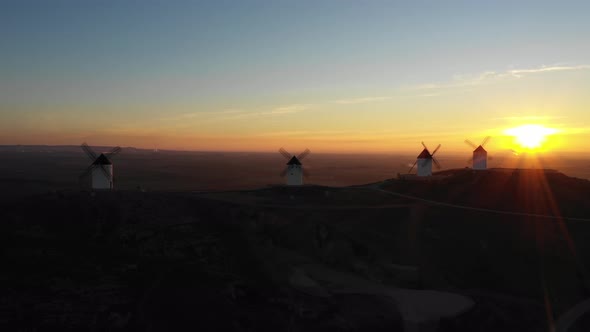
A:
[1,145,590,197]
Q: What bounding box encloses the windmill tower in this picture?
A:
[80,143,122,190]
[279,148,310,186]
[465,136,491,170]
[408,142,441,176]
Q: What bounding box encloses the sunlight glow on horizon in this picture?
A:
[504,124,559,150]
[1,2,590,154]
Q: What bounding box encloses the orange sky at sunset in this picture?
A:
[2,2,590,156]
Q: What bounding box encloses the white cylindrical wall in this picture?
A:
[287,165,304,185]
[92,165,113,190]
[417,158,432,177]
[473,151,487,170]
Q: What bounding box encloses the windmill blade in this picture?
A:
[81,142,97,161]
[303,168,311,178]
[466,156,473,164]
[297,148,311,161]
[408,160,418,173]
[99,164,111,180]
[431,144,441,156]
[279,148,292,160]
[280,167,288,177]
[464,139,477,149]
[488,155,494,161]
[432,157,442,170]
[105,146,122,158]
[421,141,429,151]
[481,136,491,147]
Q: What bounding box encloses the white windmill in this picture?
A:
[278,148,310,186]
[80,143,122,190]
[408,142,441,177]
[465,136,491,170]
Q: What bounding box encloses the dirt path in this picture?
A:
[298,263,474,332]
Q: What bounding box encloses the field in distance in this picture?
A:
[1,145,590,196]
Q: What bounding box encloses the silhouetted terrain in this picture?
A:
[2,148,590,331]
[2,145,590,196]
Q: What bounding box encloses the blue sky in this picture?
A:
[1,0,590,152]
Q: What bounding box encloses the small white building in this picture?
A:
[89,154,113,190]
[416,149,433,177]
[286,156,304,185]
[472,145,487,170]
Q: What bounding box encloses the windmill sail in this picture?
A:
[81,142,97,161]
[279,147,292,160]
[297,148,311,161]
[79,143,121,190]
[278,148,309,185]
[412,142,441,176]
[465,137,491,169]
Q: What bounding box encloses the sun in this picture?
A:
[504,124,558,149]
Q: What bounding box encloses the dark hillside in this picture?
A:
[385,168,590,218]
[2,171,590,331]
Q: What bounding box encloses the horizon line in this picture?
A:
[1,144,590,157]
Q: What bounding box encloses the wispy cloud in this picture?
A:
[493,115,567,121]
[271,104,312,114]
[411,64,590,91]
[252,104,312,117]
[255,130,353,137]
[508,65,590,77]
[160,104,310,123]
[160,109,245,121]
[410,71,498,90]
[332,96,392,104]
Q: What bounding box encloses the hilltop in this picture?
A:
[2,168,590,331]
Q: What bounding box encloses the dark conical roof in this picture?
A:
[417,148,431,159]
[474,145,487,153]
[93,154,112,165]
[287,156,302,165]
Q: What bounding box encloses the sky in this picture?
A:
[1,0,590,154]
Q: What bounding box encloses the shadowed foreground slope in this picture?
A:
[2,169,590,331]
